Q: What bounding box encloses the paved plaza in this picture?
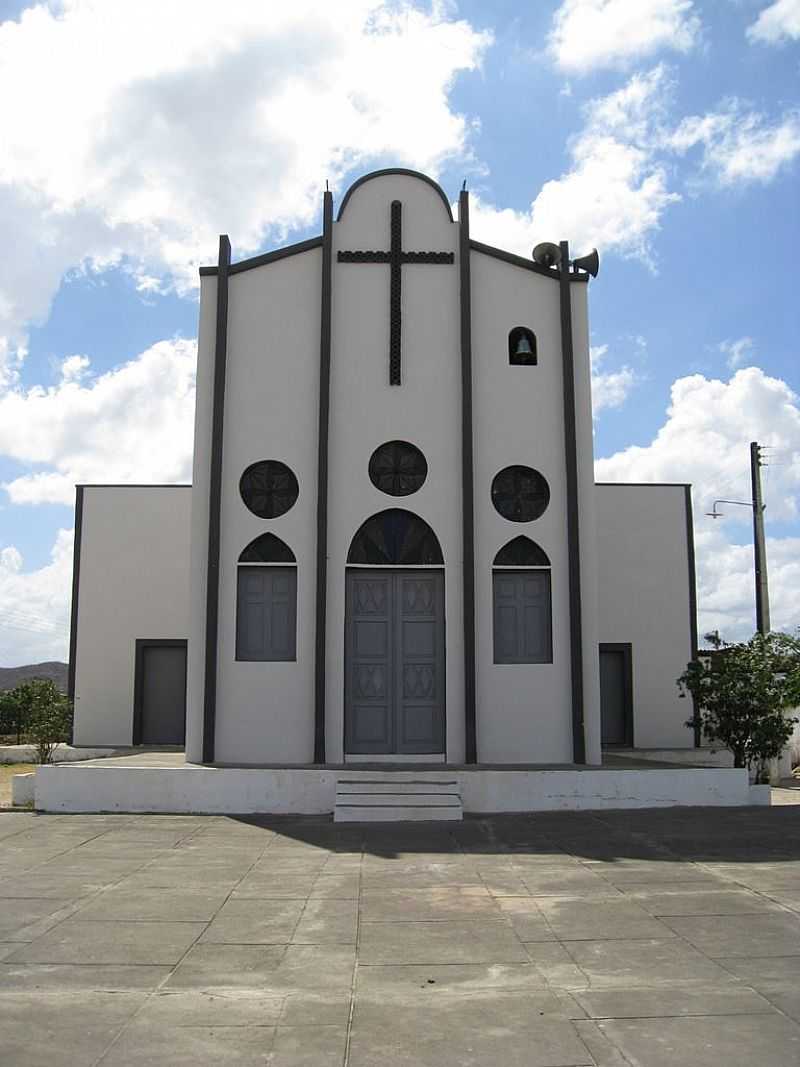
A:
[1,806,799,1065]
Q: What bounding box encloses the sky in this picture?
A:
[0,0,798,666]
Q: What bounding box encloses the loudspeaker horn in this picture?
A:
[572,248,599,277]
[532,242,561,268]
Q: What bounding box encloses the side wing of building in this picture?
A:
[69,486,191,746]
[595,483,697,748]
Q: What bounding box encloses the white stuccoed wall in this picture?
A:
[72,487,191,746]
[214,250,322,764]
[471,252,573,763]
[327,175,464,762]
[595,483,695,748]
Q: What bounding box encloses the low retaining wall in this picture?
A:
[35,765,337,814]
[0,745,135,765]
[34,763,753,814]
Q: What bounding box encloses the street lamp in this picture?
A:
[705,442,770,634]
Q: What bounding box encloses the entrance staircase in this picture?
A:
[333,770,463,822]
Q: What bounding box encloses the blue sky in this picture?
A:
[0,0,798,665]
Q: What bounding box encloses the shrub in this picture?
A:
[4,680,73,764]
[678,631,800,783]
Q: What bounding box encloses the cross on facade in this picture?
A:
[337,199,454,385]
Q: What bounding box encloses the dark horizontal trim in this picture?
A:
[595,482,691,488]
[76,483,191,489]
[337,168,454,222]
[199,236,323,277]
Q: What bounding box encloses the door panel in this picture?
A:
[345,570,445,755]
[346,574,393,754]
[600,645,632,747]
[138,644,186,745]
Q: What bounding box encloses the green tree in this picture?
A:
[678,631,800,782]
[7,680,73,764]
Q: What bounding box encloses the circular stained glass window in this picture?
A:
[239,460,299,518]
[368,440,428,497]
[491,465,550,522]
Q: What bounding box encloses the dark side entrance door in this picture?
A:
[599,643,633,747]
[133,640,187,746]
[345,570,445,755]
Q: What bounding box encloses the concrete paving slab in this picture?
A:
[6,918,205,965]
[0,897,75,940]
[574,985,777,1019]
[359,919,530,965]
[524,942,590,989]
[495,897,557,940]
[292,899,358,944]
[308,873,360,898]
[75,888,229,922]
[661,913,800,957]
[97,1023,277,1066]
[231,874,318,899]
[535,898,676,941]
[621,886,768,915]
[519,868,624,897]
[0,990,146,1067]
[356,962,549,995]
[0,962,171,990]
[200,899,304,944]
[349,991,594,1067]
[360,886,498,922]
[137,989,285,1026]
[597,1012,800,1067]
[563,938,735,987]
[166,943,356,993]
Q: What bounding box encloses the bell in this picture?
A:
[513,334,535,362]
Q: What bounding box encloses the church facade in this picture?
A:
[68,169,698,768]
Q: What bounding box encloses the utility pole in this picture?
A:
[750,441,770,634]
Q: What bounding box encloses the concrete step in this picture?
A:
[334,772,463,823]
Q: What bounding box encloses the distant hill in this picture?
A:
[0,662,68,692]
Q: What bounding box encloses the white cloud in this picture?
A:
[590,344,638,414]
[670,104,800,186]
[0,338,196,506]
[0,1,490,376]
[719,336,755,370]
[60,355,91,382]
[596,366,800,639]
[747,0,800,44]
[549,0,700,73]
[469,67,680,261]
[0,530,73,666]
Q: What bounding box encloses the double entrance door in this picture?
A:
[345,569,445,755]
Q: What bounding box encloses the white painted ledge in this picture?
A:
[11,772,35,806]
[34,763,753,814]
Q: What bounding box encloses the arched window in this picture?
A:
[508,326,537,366]
[493,536,552,664]
[347,509,443,565]
[236,533,297,661]
[239,532,296,564]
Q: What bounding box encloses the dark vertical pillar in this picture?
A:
[459,191,477,764]
[684,485,701,747]
[750,441,771,635]
[67,485,85,743]
[202,234,231,764]
[558,243,586,765]
[314,191,333,764]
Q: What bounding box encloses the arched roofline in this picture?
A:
[337,168,454,223]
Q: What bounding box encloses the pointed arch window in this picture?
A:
[493,537,552,664]
[236,533,297,661]
[347,509,443,565]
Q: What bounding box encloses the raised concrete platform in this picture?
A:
[28,752,757,815]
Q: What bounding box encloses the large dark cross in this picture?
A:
[337,199,454,385]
